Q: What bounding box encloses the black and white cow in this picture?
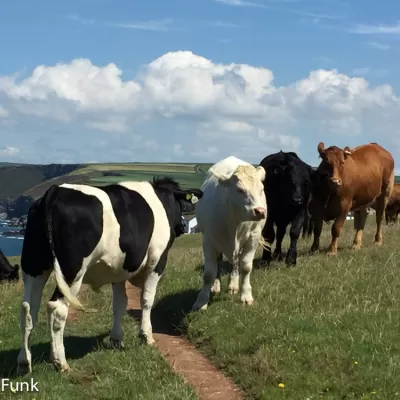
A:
[17,177,203,374]
[0,248,19,282]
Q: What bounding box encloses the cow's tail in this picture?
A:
[258,236,271,251]
[44,186,85,311]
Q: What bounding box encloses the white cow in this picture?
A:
[192,156,267,311]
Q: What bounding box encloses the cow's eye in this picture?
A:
[273,169,279,175]
[237,188,245,194]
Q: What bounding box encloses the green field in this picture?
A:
[21,163,210,199]
[3,218,400,399]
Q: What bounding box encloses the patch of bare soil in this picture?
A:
[125,281,244,400]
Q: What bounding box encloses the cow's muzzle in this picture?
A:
[330,177,342,186]
[253,206,267,220]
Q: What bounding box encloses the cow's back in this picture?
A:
[343,144,394,208]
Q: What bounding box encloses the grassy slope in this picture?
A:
[0,274,198,400]
[152,219,400,400]
[7,221,400,399]
[22,162,209,200]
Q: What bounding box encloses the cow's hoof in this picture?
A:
[374,241,383,247]
[210,279,221,294]
[109,337,124,349]
[241,294,254,305]
[352,244,362,251]
[228,287,239,295]
[17,362,31,376]
[53,361,71,372]
[139,333,155,345]
[327,251,337,256]
[192,302,208,312]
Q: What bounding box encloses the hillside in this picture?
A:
[0,163,83,199]
[0,162,211,219]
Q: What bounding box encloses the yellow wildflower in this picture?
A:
[278,383,285,388]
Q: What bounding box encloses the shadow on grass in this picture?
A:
[127,289,200,337]
[0,333,109,378]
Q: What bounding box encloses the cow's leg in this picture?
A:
[239,235,259,305]
[192,237,219,311]
[310,218,323,253]
[261,217,275,265]
[139,271,161,345]
[286,212,305,266]
[109,281,127,349]
[307,218,314,238]
[228,253,240,295]
[352,208,368,250]
[211,253,223,294]
[273,223,287,261]
[327,210,349,256]
[17,271,51,374]
[302,217,309,239]
[47,275,84,372]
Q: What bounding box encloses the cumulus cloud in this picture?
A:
[0,51,399,166]
[0,146,20,157]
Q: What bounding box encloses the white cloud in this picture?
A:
[350,22,400,35]
[66,14,177,32]
[0,106,9,118]
[0,51,399,166]
[366,41,391,50]
[351,67,389,78]
[105,18,177,31]
[215,0,265,7]
[0,146,19,157]
[205,20,244,28]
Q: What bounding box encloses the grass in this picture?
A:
[154,218,400,399]
[0,277,198,399]
[4,218,400,399]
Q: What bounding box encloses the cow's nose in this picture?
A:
[330,178,341,186]
[293,197,303,204]
[254,207,266,218]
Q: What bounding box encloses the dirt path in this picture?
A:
[125,282,244,400]
[67,283,244,400]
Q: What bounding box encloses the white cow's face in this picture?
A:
[211,164,267,221]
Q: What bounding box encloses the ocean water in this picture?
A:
[0,225,23,257]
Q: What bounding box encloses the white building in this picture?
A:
[182,215,198,234]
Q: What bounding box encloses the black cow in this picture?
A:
[0,248,19,282]
[17,178,203,374]
[259,151,314,265]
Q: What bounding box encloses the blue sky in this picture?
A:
[0,0,400,169]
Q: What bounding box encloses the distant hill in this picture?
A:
[0,162,211,219]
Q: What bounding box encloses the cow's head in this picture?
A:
[210,164,267,221]
[152,177,204,238]
[0,264,19,283]
[317,142,352,187]
[263,152,308,206]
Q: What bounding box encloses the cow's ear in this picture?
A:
[174,189,203,204]
[208,167,232,185]
[256,166,266,182]
[317,142,325,157]
[343,146,351,159]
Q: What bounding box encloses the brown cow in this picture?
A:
[385,183,400,225]
[309,142,394,255]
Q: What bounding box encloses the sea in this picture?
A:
[0,223,24,257]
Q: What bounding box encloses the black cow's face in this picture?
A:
[267,160,305,205]
[171,188,204,238]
